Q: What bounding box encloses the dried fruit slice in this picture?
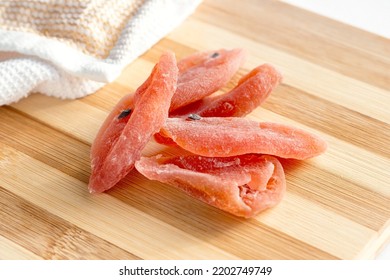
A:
[90,94,135,172]
[170,48,245,112]
[90,56,163,172]
[160,117,327,159]
[171,64,282,118]
[88,52,178,193]
[196,64,282,117]
[155,63,282,146]
[135,154,286,218]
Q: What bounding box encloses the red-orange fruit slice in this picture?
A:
[196,63,282,117]
[88,52,178,193]
[155,63,282,146]
[160,117,327,159]
[90,56,163,173]
[169,48,245,112]
[171,63,282,118]
[90,94,135,172]
[135,154,286,218]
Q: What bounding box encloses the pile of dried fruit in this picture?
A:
[88,49,327,218]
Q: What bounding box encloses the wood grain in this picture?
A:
[0,186,139,260]
[1,0,389,259]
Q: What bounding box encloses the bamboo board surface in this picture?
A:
[1,0,389,260]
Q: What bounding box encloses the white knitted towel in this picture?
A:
[0,0,202,106]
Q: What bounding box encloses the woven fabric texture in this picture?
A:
[0,0,202,105]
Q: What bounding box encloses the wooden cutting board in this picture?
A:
[1,0,389,260]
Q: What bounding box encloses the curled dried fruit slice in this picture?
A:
[135,154,286,218]
[196,64,282,117]
[170,48,245,112]
[172,63,282,118]
[160,117,327,159]
[88,52,178,193]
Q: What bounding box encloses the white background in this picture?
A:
[282,0,390,38]
[281,0,390,260]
